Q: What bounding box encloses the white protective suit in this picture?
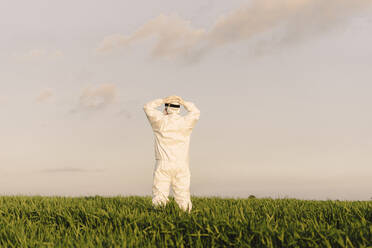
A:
[143,98,200,212]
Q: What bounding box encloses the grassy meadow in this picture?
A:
[0,196,371,247]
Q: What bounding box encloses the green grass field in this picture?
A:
[0,196,370,247]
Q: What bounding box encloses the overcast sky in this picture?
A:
[1,0,371,200]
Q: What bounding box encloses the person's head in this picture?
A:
[164,102,181,115]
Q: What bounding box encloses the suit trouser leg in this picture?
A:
[172,166,192,212]
[152,161,171,206]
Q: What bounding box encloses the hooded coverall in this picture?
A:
[143,98,200,212]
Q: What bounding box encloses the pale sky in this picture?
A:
[1,0,371,200]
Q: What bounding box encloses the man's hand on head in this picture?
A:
[163,96,174,103]
[164,95,183,104]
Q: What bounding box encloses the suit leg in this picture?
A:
[172,166,192,212]
[152,164,171,207]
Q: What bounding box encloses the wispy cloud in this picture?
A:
[12,49,63,60]
[76,83,117,111]
[39,167,105,173]
[51,50,63,57]
[96,13,206,62]
[118,108,133,119]
[35,89,54,103]
[23,49,46,58]
[96,0,371,63]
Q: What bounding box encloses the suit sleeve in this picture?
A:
[183,101,200,128]
[143,98,164,125]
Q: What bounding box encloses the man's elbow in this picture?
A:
[194,110,201,120]
[143,104,149,112]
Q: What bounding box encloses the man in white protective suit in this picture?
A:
[143,95,200,212]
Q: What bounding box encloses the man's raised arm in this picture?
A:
[143,98,165,124]
[183,100,200,128]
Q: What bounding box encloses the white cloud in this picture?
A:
[96,33,128,53]
[78,83,117,110]
[96,0,372,62]
[26,49,46,58]
[50,49,63,57]
[35,89,54,103]
[12,49,64,60]
[96,13,206,61]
